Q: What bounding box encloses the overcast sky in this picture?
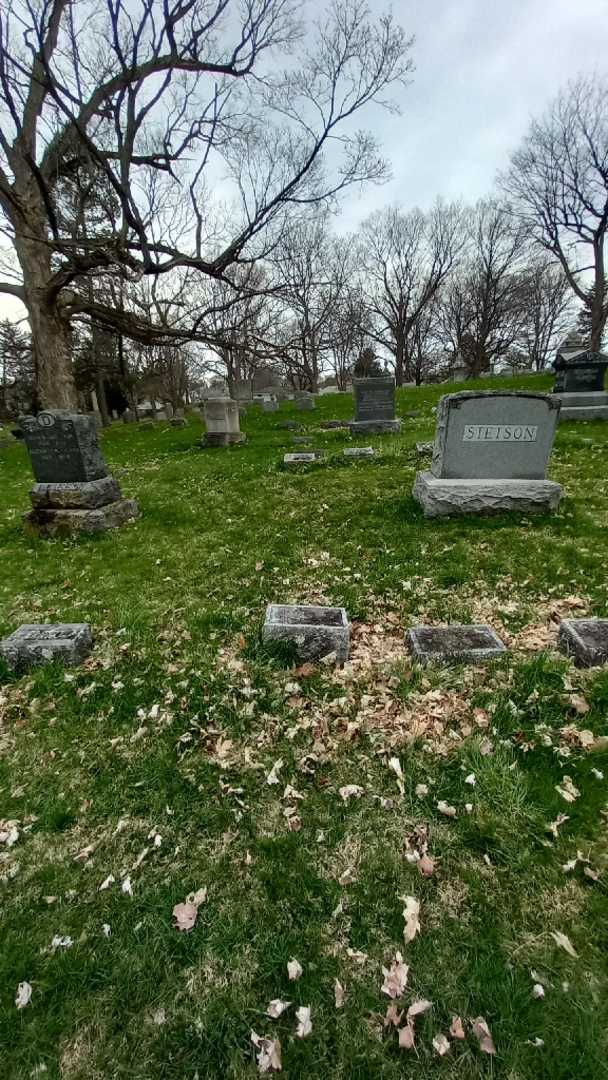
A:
[1,0,606,323]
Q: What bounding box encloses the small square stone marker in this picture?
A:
[558,618,608,667]
[0,624,93,672]
[263,604,349,661]
[406,624,507,665]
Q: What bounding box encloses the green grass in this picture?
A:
[1,373,608,1078]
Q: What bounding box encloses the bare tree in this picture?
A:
[0,0,412,408]
[500,74,608,351]
[359,201,465,384]
[517,258,576,370]
[439,200,527,376]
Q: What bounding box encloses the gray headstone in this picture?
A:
[431,392,560,480]
[1,623,93,672]
[20,412,108,484]
[558,618,608,667]
[343,446,375,458]
[283,452,324,464]
[406,624,507,665]
[553,348,608,393]
[263,604,349,662]
[353,377,396,422]
[296,394,315,411]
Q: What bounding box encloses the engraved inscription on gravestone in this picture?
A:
[354,378,395,421]
[431,392,560,480]
[21,411,108,483]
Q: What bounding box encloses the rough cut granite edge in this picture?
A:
[348,419,402,434]
[405,624,507,665]
[431,391,561,479]
[558,406,608,422]
[29,475,122,509]
[558,618,608,668]
[0,624,93,672]
[412,472,563,518]
[23,498,140,537]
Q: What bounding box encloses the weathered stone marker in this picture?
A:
[283,452,324,465]
[349,376,401,434]
[201,398,245,447]
[416,441,434,455]
[406,624,507,665]
[558,618,608,667]
[263,604,349,661]
[343,446,375,458]
[295,392,315,411]
[20,412,139,537]
[0,623,93,672]
[413,391,562,517]
[262,399,279,412]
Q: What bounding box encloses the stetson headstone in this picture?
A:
[20,411,139,537]
[413,391,562,517]
[349,377,401,434]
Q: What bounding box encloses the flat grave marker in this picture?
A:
[1,623,93,672]
[263,604,349,661]
[406,624,507,665]
[558,618,608,667]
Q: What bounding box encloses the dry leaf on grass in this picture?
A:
[568,694,590,715]
[338,866,358,886]
[339,785,364,803]
[251,1031,282,1074]
[532,983,545,999]
[266,759,284,786]
[267,999,291,1019]
[384,1004,403,1028]
[295,1006,312,1038]
[449,1016,465,1039]
[287,958,303,981]
[418,854,435,877]
[401,895,421,943]
[398,1024,415,1049]
[388,757,405,795]
[550,930,578,957]
[415,783,429,797]
[437,800,457,818]
[15,982,32,1009]
[407,999,432,1020]
[334,980,345,1008]
[432,1033,450,1056]
[472,1016,496,1055]
[547,814,569,838]
[555,776,580,803]
[173,887,207,932]
[381,952,409,999]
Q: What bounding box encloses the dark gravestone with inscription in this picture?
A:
[20,411,139,537]
[21,412,107,483]
[406,624,507,665]
[553,347,608,421]
[413,391,563,517]
[349,377,401,434]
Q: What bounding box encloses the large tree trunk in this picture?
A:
[14,225,78,410]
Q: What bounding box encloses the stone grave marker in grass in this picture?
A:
[349,376,401,434]
[343,446,375,458]
[262,400,279,412]
[295,392,315,411]
[416,442,434,455]
[0,623,93,672]
[21,411,139,537]
[558,618,608,667]
[263,604,349,661]
[413,391,563,517]
[406,624,507,665]
[201,398,245,447]
[283,452,325,465]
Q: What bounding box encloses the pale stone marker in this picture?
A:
[201,398,245,447]
[406,624,506,665]
[558,618,608,667]
[262,399,279,412]
[20,411,139,537]
[343,446,374,458]
[349,377,401,434]
[413,391,563,517]
[283,452,324,465]
[0,623,93,672]
[263,604,349,661]
[295,391,315,411]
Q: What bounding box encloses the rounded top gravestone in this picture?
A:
[430,391,561,481]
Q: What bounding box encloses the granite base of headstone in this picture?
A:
[558,618,608,667]
[201,398,245,447]
[20,412,139,538]
[319,420,350,430]
[406,624,507,665]
[293,435,312,445]
[413,391,563,518]
[0,623,93,672]
[263,604,349,662]
[555,391,608,422]
[283,452,324,465]
[349,376,401,434]
[343,446,375,458]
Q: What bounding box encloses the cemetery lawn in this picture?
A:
[2,373,608,1080]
